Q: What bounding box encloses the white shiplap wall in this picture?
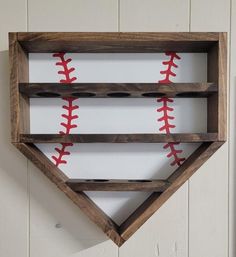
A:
[189,1,230,257]
[0,0,234,256]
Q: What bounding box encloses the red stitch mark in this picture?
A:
[159,52,180,84]
[51,53,78,166]
[158,52,185,166]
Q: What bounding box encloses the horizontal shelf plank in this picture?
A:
[66,179,170,192]
[16,32,219,53]
[20,133,218,143]
[19,83,217,98]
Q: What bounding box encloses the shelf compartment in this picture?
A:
[66,179,170,192]
[19,82,217,98]
[19,133,218,143]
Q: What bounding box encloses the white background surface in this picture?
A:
[29,52,206,224]
[29,53,207,134]
[0,0,233,256]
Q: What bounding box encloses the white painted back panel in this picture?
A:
[29,52,206,225]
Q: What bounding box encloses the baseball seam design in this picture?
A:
[51,53,78,166]
[158,52,186,166]
[51,52,184,167]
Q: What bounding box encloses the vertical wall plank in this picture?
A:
[28,0,118,31]
[229,0,236,256]
[0,0,27,50]
[120,0,189,31]
[191,0,230,32]
[119,0,189,256]
[28,0,118,256]
[0,0,28,257]
[190,1,230,256]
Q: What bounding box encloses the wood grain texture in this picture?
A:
[207,33,227,141]
[207,43,219,134]
[16,32,219,53]
[14,143,124,246]
[9,33,29,143]
[19,133,219,143]
[119,142,223,240]
[19,82,217,98]
[17,32,220,41]
[66,179,170,192]
[9,33,20,142]
[18,42,29,136]
[218,32,227,141]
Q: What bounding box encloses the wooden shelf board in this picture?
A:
[19,82,217,98]
[15,32,219,53]
[66,179,170,192]
[19,133,218,143]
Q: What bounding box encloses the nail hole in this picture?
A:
[142,92,166,97]
[107,92,130,97]
[55,223,62,228]
[85,179,109,182]
[72,92,96,97]
[176,92,199,97]
[37,92,60,97]
[128,179,152,183]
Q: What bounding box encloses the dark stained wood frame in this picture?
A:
[9,32,227,247]
[20,133,218,143]
[19,82,216,98]
[66,179,170,192]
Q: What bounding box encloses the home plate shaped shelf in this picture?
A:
[9,32,227,247]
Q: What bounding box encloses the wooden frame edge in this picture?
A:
[9,32,30,143]
[9,32,19,142]
[119,141,224,241]
[16,32,221,42]
[15,32,220,53]
[13,143,124,246]
[218,32,227,141]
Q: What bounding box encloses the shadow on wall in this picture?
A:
[0,50,113,255]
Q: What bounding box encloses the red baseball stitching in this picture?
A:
[158,52,185,166]
[51,53,78,166]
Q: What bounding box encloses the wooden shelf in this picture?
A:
[19,82,217,98]
[66,179,170,192]
[16,32,219,53]
[9,32,227,247]
[20,133,218,143]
